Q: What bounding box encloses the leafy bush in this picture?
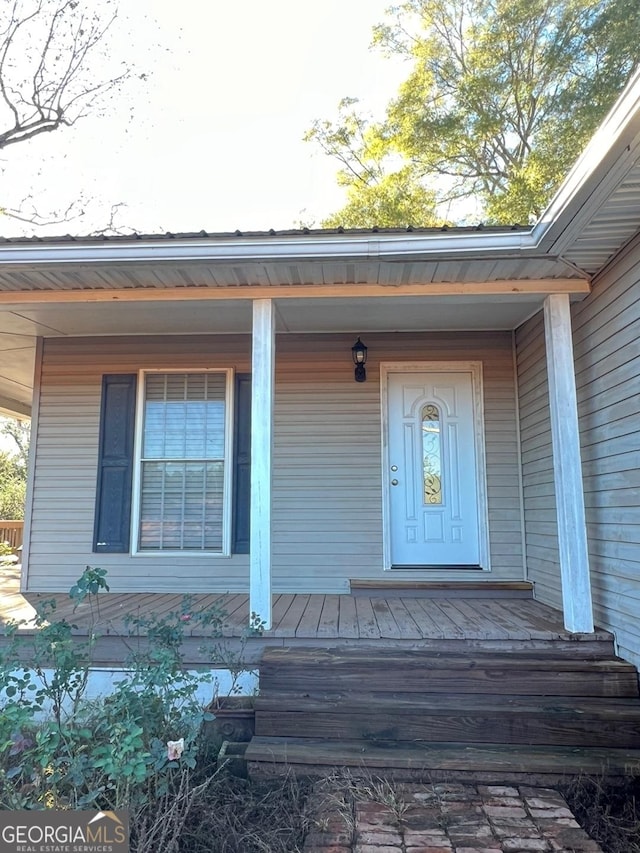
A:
[0,567,271,851]
[0,541,16,564]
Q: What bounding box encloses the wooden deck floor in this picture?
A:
[0,566,611,643]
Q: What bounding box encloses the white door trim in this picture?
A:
[380,361,491,572]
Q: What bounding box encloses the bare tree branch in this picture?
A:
[0,0,132,151]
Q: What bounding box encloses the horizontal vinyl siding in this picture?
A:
[26,336,252,593]
[572,242,640,669]
[26,331,524,595]
[515,313,561,609]
[273,332,524,590]
[516,239,640,668]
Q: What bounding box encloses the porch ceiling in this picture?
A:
[0,217,592,419]
[0,289,559,417]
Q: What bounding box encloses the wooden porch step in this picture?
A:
[246,737,640,783]
[259,648,640,698]
[255,692,640,748]
[349,580,534,599]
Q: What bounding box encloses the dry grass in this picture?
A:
[117,736,640,853]
[170,772,312,853]
[562,775,640,853]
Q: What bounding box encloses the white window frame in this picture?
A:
[131,368,234,557]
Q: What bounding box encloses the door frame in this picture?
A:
[380,361,491,572]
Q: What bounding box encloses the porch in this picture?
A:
[4,569,640,781]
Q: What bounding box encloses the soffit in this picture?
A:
[559,161,640,275]
[0,253,581,293]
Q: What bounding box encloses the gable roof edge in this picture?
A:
[531,66,640,256]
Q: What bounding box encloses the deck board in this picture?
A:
[427,600,467,638]
[295,595,324,637]
[337,594,359,639]
[449,598,509,640]
[274,594,309,637]
[270,594,295,631]
[475,600,522,639]
[481,599,534,640]
[371,598,403,639]
[317,595,341,638]
[503,599,561,640]
[383,598,423,640]
[508,598,565,638]
[354,596,381,639]
[401,597,446,639]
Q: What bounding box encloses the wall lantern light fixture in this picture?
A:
[351,337,368,383]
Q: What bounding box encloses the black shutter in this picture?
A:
[232,373,251,554]
[93,374,136,553]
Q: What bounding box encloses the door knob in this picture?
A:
[391,479,399,486]
[391,465,398,472]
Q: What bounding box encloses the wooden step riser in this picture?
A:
[260,653,634,670]
[255,709,640,748]
[256,693,640,713]
[246,737,640,783]
[261,647,620,669]
[259,667,639,698]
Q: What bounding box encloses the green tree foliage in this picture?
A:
[0,418,29,519]
[307,0,640,226]
[1,417,30,469]
[0,451,26,519]
[306,97,441,228]
[323,166,441,229]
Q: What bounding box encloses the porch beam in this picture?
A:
[543,293,594,634]
[250,299,275,630]
[0,278,590,305]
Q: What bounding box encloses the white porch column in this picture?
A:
[250,298,275,630]
[543,293,594,633]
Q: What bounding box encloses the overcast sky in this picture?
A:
[1,1,408,237]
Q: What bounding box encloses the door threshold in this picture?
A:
[349,580,534,599]
[390,564,483,570]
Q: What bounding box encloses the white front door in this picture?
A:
[386,368,483,567]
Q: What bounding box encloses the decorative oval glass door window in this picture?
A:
[421,403,442,505]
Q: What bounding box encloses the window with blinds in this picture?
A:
[136,371,231,552]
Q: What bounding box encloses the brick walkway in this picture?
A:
[304,782,603,853]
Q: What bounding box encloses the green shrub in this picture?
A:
[0,567,255,848]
